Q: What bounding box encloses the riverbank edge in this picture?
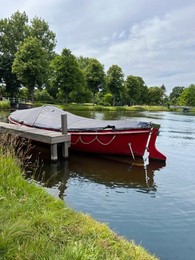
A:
[2,99,195,112]
[0,150,158,259]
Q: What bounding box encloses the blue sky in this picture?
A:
[1,0,195,93]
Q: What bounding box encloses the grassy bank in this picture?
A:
[58,103,169,112]
[0,145,158,259]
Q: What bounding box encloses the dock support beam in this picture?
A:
[51,144,58,162]
[61,114,69,159]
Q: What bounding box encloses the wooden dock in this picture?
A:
[0,115,71,162]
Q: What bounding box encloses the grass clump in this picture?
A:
[0,136,158,260]
[0,100,10,110]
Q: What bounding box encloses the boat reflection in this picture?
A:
[30,151,166,199]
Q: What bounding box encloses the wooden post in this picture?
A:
[61,114,69,159]
[51,143,58,162]
[61,114,67,134]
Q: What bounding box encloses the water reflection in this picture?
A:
[30,150,165,199]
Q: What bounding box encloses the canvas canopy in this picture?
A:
[9,105,151,131]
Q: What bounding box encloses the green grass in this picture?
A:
[0,100,10,109]
[58,103,169,112]
[0,141,158,260]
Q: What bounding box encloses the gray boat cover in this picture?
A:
[9,105,151,131]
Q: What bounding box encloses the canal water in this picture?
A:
[1,110,195,260]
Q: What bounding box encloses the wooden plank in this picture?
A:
[0,122,71,144]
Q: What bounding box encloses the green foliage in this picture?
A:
[107,65,124,106]
[28,16,56,58]
[0,54,21,97]
[12,37,49,102]
[147,87,164,105]
[18,87,29,99]
[34,88,54,102]
[178,84,195,106]
[0,11,28,56]
[0,100,10,109]
[169,86,185,105]
[84,59,106,105]
[98,93,113,106]
[0,11,56,97]
[125,75,145,105]
[50,48,86,103]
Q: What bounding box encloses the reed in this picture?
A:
[0,135,158,260]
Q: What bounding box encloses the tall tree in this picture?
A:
[0,11,28,56]
[84,59,105,105]
[28,16,56,58]
[0,11,28,96]
[125,75,141,105]
[147,86,164,105]
[0,11,56,97]
[12,37,49,102]
[50,48,85,103]
[107,65,124,106]
[135,76,148,104]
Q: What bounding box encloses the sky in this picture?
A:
[0,0,195,93]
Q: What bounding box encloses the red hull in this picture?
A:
[70,129,150,158]
[69,128,166,162]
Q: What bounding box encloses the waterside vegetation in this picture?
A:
[0,136,158,259]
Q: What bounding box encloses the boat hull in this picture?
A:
[70,129,150,158]
[8,105,166,162]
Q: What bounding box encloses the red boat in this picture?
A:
[8,105,166,162]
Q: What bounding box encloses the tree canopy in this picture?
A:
[148,87,164,105]
[12,37,49,102]
[84,59,106,105]
[107,65,124,106]
[50,48,85,103]
[0,11,56,97]
[178,84,195,106]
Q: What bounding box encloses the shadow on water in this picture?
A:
[27,145,166,199]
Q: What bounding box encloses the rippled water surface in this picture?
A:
[1,110,195,260]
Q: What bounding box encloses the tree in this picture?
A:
[84,59,106,105]
[125,76,142,105]
[0,54,21,97]
[28,16,56,59]
[77,56,91,70]
[50,48,85,103]
[169,86,185,105]
[148,87,164,105]
[136,76,148,104]
[12,37,49,102]
[0,11,28,96]
[178,84,195,106]
[0,11,56,97]
[0,11,28,56]
[106,65,124,106]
